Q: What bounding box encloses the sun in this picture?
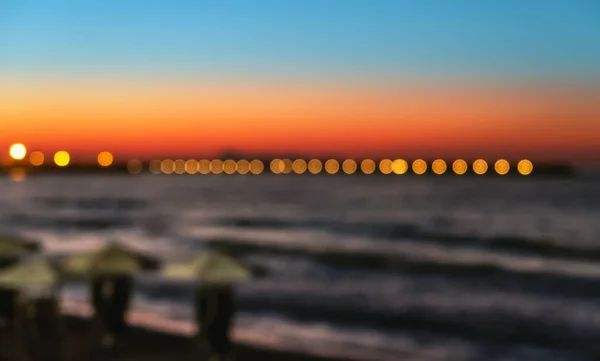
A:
[9,143,27,160]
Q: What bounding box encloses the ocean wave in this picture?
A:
[192,236,600,301]
[30,196,148,211]
[5,213,135,230]
[116,278,600,359]
[214,216,600,263]
[61,285,600,361]
[238,298,600,357]
[135,298,596,361]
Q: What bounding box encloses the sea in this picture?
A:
[1,174,600,361]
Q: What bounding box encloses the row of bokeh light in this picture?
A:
[8,143,533,176]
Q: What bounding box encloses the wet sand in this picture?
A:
[1,315,352,361]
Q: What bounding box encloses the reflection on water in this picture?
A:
[9,168,26,183]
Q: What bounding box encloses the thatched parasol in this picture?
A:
[163,251,256,358]
[60,241,161,347]
[61,241,160,279]
[162,251,253,285]
[0,258,63,361]
[0,258,62,291]
[0,234,41,269]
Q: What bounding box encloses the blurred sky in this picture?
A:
[1,0,599,162]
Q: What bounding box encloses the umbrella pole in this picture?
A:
[194,285,212,356]
[111,274,134,336]
[90,275,110,347]
[194,285,236,360]
[0,287,18,331]
[219,285,236,358]
[91,274,134,348]
[15,292,32,361]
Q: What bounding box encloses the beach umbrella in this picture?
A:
[0,258,62,291]
[0,234,40,254]
[0,258,61,337]
[0,258,63,361]
[0,234,41,268]
[163,251,253,284]
[0,257,62,319]
[60,241,160,347]
[164,251,253,358]
[61,241,160,279]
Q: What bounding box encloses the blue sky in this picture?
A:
[1,0,600,80]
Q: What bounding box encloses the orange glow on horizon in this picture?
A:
[1,79,599,164]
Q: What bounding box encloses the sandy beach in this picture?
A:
[1,315,352,361]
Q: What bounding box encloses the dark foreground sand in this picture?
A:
[1,316,352,361]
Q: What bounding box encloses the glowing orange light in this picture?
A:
[431,159,447,175]
[518,159,533,175]
[127,160,142,174]
[29,151,45,166]
[198,160,211,174]
[172,160,185,174]
[495,159,510,175]
[237,160,250,174]
[379,159,393,174]
[391,159,408,175]
[342,159,357,174]
[281,159,293,174]
[9,143,27,160]
[361,159,375,174]
[249,160,264,175]
[307,159,322,174]
[453,159,468,175]
[223,160,237,174]
[270,159,282,174]
[325,159,339,174]
[412,159,427,175]
[292,159,307,174]
[185,160,198,174]
[161,159,174,174]
[472,159,488,175]
[97,151,114,167]
[54,151,70,167]
[210,160,223,174]
[149,160,162,174]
